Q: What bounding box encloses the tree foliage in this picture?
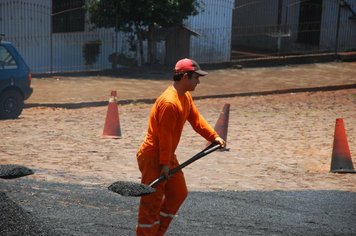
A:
[82,40,102,67]
[85,0,202,30]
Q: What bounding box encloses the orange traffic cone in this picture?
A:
[330,118,355,173]
[101,91,121,139]
[206,103,230,151]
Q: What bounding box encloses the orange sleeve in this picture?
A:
[157,101,178,165]
[187,98,219,143]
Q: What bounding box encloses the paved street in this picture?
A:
[1,61,356,235]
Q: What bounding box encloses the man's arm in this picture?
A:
[157,102,178,165]
[187,100,223,143]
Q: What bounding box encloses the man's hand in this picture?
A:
[160,165,171,180]
[214,137,226,148]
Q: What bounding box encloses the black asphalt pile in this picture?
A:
[108,181,156,197]
[0,164,34,179]
[0,192,60,236]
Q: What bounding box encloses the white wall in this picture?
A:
[0,1,51,72]
[0,0,124,73]
[185,0,234,63]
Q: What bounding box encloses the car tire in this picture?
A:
[0,90,24,119]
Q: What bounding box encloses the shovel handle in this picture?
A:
[149,143,221,188]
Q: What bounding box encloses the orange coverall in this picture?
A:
[136,86,218,235]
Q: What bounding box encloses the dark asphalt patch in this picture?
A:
[0,164,34,179]
[108,181,156,197]
[0,192,60,236]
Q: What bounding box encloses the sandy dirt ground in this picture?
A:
[1,89,356,192]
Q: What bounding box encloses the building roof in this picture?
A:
[148,26,200,41]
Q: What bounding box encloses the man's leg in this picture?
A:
[136,152,164,235]
[136,186,164,235]
[156,170,188,236]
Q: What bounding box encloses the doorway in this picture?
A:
[297,0,323,46]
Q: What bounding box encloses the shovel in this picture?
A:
[108,143,221,197]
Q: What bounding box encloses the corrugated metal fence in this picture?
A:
[0,0,355,74]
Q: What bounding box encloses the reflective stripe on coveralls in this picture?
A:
[137,211,175,229]
[137,221,160,228]
[160,211,175,218]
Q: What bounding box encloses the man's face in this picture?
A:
[185,72,200,91]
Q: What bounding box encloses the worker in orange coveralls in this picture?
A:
[136,58,226,235]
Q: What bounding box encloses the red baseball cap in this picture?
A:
[174,58,208,76]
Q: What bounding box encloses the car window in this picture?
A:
[0,45,18,69]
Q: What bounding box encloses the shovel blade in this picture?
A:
[108,181,157,197]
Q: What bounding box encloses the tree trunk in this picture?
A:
[135,23,144,67]
[147,24,154,65]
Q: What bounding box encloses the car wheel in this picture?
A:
[0,90,24,119]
